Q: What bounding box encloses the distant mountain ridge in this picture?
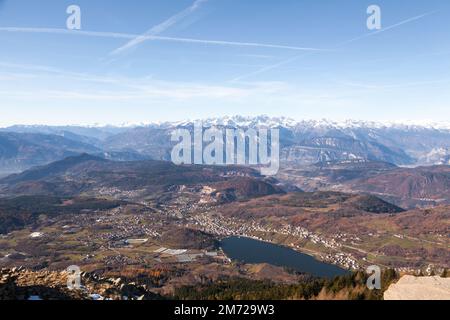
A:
[0,154,283,200]
[0,116,449,175]
[101,116,450,167]
[0,132,150,175]
[277,161,450,209]
[4,116,450,134]
[349,165,450,208]
[0,132,101,175]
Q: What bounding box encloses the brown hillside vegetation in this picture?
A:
[350,165,450,207]
[218,192,449,267]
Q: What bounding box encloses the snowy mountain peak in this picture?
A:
[2,116,450,131]
[156,116,450,131]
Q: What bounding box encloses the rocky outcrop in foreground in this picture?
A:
[0,267,161,300]
[384,275,450,300]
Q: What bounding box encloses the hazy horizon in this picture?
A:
[1,115,450,129]
[1,0,450,125]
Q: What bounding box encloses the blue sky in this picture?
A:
[0,0,449,125]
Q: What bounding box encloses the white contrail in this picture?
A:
[146,35,326,51]
[0,27,326,52]
[337,11,437,47]
[0,27,133,39]
[231,11,437,82]
[110,0,208,55]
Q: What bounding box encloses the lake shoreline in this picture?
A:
[218,235,349,272]
[220,236,349,279]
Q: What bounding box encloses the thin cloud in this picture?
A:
[231,53,313,82]
[0,61,302,103]
[0,27,325,52]
[110,0,208,56]
[231,11,437,82]
[336,78,450,90]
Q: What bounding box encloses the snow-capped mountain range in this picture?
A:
[116,116,450,131]
[3,115,450,131]
[178,116,450,131]
[0,116,449,175]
